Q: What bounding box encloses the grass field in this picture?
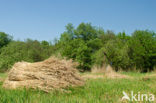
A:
[0,72,156,103]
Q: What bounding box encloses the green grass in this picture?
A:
[121,71,153,77]
[0,73,7,78]
[0,72,156,103]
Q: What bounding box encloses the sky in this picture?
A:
[0,0,156,41]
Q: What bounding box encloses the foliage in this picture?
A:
[58,23,156,72]
[0,32,12,49]
[127,30,156,72]
[0,23,156,72]
[0,39,54,71]
[59,23,101,71]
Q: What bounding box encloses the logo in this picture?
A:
[122,91,155,102]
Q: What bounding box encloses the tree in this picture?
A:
[75,23,98,41]
[93,39,131,71]
[98,30,116,44]
[128,30,156,71]
[59,23,102,71]
[60,23,74,43]
[0,39,54,71]
[0,32,12,48]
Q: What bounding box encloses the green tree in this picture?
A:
[0,32,12,48]
[0,39,54,71]
[75,23,98,41]
[93,39,131,71]
[128,30,156,71]
[59,23,102,70]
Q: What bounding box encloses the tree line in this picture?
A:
[0,23,156,72]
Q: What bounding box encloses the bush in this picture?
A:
[0,40,54,71]
[1,23,156,72]
[58,23,156,72]
[0,32,12,49]
[127,30,156,72]
[59,23,102,71]
[93,40,131,71]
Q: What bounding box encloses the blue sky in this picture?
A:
[0,0,155,41]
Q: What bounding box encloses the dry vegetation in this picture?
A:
[3,57,84,92]
[1,70,156,102]
[83,65,130,79]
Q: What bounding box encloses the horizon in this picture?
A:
[0,0,156,41]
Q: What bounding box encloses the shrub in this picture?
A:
[0,32,12,49]
[0,40,54,71]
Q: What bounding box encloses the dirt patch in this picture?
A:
[3,57,84,92]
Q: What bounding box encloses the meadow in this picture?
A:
[0,72,156,103]
[0,23,155,103]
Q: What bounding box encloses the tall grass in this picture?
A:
[0,72,156,103]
